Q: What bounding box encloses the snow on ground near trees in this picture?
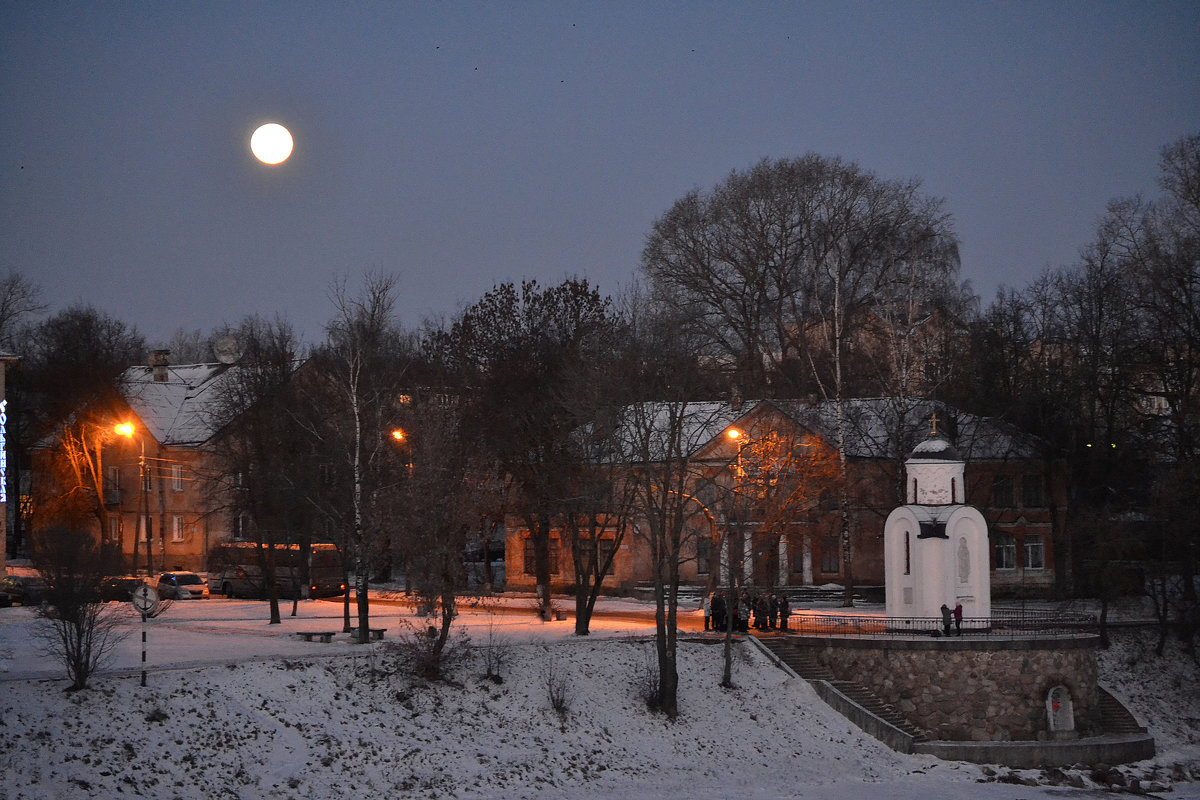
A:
[0,592,1197,800]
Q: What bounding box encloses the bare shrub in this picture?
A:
[480,602,511,684]
[543,650,572,714]
[633,641,662,712]
[388,616,470,681]
[32,526,130,691]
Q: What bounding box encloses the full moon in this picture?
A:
[250,123,293,165]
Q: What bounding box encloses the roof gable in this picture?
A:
[119,363,234,446]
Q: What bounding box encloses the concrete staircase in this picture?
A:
[756,636,928,745]
[757,637,834,681]
[827,680,929,743]
[1098,687,1148,735]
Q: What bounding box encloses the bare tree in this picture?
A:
[206,317,307,625]
[643,155,960,606]
[429,278,616,621]
[0,270,45,350]
[389,399,487,676]
[23,307,145,557]
[316,273,408,643]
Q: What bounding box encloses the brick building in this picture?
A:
[505,398,1063,598]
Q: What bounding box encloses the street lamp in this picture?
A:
[115,422,152,578]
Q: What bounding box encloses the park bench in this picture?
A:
[296,631,337,643]
[348,627,387,641]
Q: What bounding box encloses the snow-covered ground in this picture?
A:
[0,588,1197,800]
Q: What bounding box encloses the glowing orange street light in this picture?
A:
[727,428,741,440]
[114,422,135,438]
[391,428,405,442]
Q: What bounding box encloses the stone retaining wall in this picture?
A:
[805,635,1101,742]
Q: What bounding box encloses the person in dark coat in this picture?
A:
[712,591,726,632]
[767,594,778,630]
[778,594,790,632]
[953,602,963,636]
[940,603,952,636]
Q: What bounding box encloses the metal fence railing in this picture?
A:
[785,610,1097,639]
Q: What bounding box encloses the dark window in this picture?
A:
[1022,474,1044,508]
[820,536,839,574]
[598,538,615,576]
[696,537,710,575]
[995,533,1016,569]
[523,539,535,575]
[523,539,562,575]
[1024,534,1045,569]
[992,475,1014,508]
[904,531,911,575]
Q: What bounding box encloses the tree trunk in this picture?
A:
[526,512,554,621]
[341,565,352,632]
[355,552,370,644]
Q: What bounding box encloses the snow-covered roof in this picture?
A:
[600,397,1042,465]
[606,400,745,463]
[119,363,234,446]
[768,398,1042,462]
[908,438,962,462]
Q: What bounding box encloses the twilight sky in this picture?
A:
[3,2,1198,347]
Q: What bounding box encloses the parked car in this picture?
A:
[99,576,146,602]
[0,575,49,606]
[156,571,209,600]
[0,590,11,608]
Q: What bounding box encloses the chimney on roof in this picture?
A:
[730,383,742,413]
[150,349,170,382]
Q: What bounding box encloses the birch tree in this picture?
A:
[319,274,408,643]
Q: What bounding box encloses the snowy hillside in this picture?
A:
[0,596,1197,799]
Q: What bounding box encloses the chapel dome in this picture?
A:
[907,437,961,462]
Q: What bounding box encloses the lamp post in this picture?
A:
[726,428,753,586]
[115,423,152,578]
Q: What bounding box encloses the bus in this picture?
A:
[207,541,344,599]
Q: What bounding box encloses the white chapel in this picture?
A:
[883,423,991,622]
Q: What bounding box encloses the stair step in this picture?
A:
[757,636,928,743]
[829,681,928,742]
[1098,688,1146,734]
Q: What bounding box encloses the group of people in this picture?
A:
[702,589,791,633]
[940,602,964,636]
